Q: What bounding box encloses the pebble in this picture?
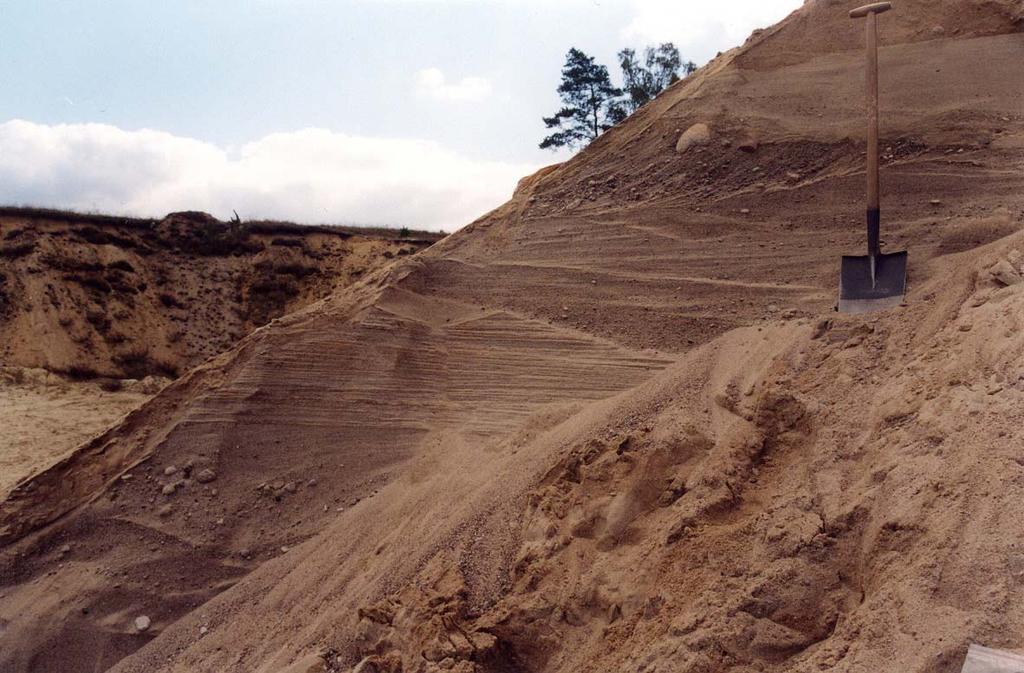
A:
[134,615,151,632]
[196,468,217,484]
[163,466,178,476]
[930,199,942,206]
[740,208,751,214]
[161,483,178,496]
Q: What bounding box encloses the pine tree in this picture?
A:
[540,48,626,150]
[619,43,695,113]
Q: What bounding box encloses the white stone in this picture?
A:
[675,123,712,153]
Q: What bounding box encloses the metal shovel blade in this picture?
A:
[839,250,907,314]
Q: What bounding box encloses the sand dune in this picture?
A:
[1,1,1023,671]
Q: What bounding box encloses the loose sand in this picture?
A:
[1,1,1022,672]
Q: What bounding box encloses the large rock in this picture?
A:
[675,123,712,153]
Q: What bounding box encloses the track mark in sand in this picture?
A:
[623,224,684,242]
[440,310,671,433]
[485,260,820,292]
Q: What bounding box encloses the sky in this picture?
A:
[0,0,802,231]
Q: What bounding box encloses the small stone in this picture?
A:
[930,199,942,206]
[59,544,71,555]
[196,468,217,484]
[786,171,801,181]
[307,478,318,487]
[163,466,177,476]
[737,134,760,153]
[739,208,751,214]
[157,505,173,518]
[134,615,151,632]
[161,483,178,496]
[238,548,251,558]
[199,626,209,636]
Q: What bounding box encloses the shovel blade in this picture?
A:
[839,251,907,314]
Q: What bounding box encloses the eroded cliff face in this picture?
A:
[0,2,1022,672]
[0,209,438,379]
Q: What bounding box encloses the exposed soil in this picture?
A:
[0,210,440,495]
[1,2,1022,672]
[0,208,441,380]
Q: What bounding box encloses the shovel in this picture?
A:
[839,2,907,313]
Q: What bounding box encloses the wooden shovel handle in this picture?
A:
[851,2,892,18]
[850,2,892,18]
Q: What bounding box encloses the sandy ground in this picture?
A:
[0,369,155,497]
[0,1,1022,672]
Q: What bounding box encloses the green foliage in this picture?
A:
[399,226,411,238]
[541,44,697,150]
[619,43,694,112]
[540,48,626,150]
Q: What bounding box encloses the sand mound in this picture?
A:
[107,232,1024,673]
[0,209,438,498]
[1,2,1022,672]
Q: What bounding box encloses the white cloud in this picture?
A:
[623,0,803,61]
[415,68,493,103]
[0,120,539,231]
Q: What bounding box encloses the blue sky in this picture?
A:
[0,0,801,229]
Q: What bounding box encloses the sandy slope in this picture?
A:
[0,210,438,501]
[1,1,1023,672]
